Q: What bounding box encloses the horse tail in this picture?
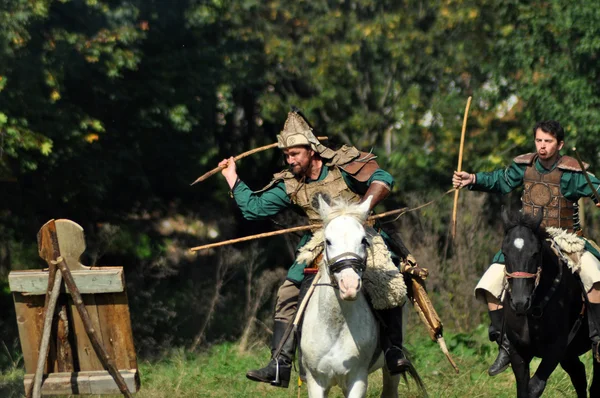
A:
[402,359,428,397]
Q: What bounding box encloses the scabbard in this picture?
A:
[406,275,443,341]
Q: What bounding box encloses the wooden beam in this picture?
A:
[23,370,140,395]
[9,268,124,295]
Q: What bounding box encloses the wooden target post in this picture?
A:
[9,219,140,396]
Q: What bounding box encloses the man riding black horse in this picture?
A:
[452,120,600,375]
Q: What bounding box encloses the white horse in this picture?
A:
[300,195,403,398]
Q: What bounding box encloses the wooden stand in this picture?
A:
[9,219,140,395]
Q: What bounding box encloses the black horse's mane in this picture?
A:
[503,210,551,242]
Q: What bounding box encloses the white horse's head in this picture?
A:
[317,195,372,301]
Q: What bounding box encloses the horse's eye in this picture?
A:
[325,239,332,246]
[361,237,370,247]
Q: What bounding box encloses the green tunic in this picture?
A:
[470,156,600,263]
[232,165,395,284]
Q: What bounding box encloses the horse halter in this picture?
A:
[325,252,367,275]
[504,266,542,289]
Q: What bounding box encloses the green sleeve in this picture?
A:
[561,170,600,203]
[469,162,526,195]
[231,180,292,220]
[341,168,395,195]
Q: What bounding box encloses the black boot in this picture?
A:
[377,307,412,375]
[488,309,511,376]
[588,302,600,363]
[246,321,295,388]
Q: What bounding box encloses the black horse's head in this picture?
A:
[501,208,547,315]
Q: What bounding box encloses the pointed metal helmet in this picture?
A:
[276,110,335,158]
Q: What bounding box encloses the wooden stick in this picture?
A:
[451,96,472,239]
[54,257,133,398]
[30,270,62,398]
[189,207,409,252]
[190,136,329,185]
[28,220,62,398]
[437,337,460,373]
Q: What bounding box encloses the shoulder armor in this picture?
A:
[513,152,537,165]
[557,155,589,172]
[255,169,295,193]
[339,151,380,183]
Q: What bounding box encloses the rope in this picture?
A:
[381,188,456,224]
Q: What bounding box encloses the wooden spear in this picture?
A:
[190,136,329,185]
[189,206,408,252]
[451,96,472,239]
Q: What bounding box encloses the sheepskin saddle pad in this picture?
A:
[546,227,586,272]
[298,228,407,309]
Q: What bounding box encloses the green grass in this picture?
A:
[1,328,596,397]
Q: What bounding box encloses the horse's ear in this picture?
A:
[501,206,511,228]
[317,194,332,218]
[357,195,373,216]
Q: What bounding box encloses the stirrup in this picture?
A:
[384,346,411,375]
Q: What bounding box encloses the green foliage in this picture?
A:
[2,0,600,374]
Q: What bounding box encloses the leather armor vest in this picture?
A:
[283,167,361,225]
[517,153,585,232]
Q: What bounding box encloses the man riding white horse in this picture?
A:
[452,120,600,376]
[218,108,428,388]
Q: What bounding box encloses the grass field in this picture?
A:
[1,326,596,397]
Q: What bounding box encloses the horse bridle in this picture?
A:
[504,266,542,289]
[315,251,367,289]
[326,252,367,274]
[504,238,565,316]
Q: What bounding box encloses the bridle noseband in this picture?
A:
[326,252,367,275]
[504,266,542,288]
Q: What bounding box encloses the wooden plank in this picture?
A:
[55,219,87,271]
[95,291,138,369]
[54,300,75,372]
[23,369,140,395]
[13,293,45,374]
[69,294,104,371]
[9,268,125,295]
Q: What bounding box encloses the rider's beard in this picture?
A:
[289,163,309,177]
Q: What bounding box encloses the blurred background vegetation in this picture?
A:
[2,0,600,380]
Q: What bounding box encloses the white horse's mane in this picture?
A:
[321,198,369,227]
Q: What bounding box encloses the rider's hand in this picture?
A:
[452,171,475,189]
[219,157,239,188]
[401,255,429,280]
[596,202,600,209]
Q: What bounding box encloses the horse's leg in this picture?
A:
[380,367,400,398]
[305,373,328,398]
[559,356,587,398]
[590,358,600,398]
[344,373,369,398]
[510,350,531,398]
[529,356,562,398]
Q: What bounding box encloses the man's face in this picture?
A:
[283,146,314,176]
[535,128,564,162]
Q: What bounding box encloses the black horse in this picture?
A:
[501,209,600,398]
